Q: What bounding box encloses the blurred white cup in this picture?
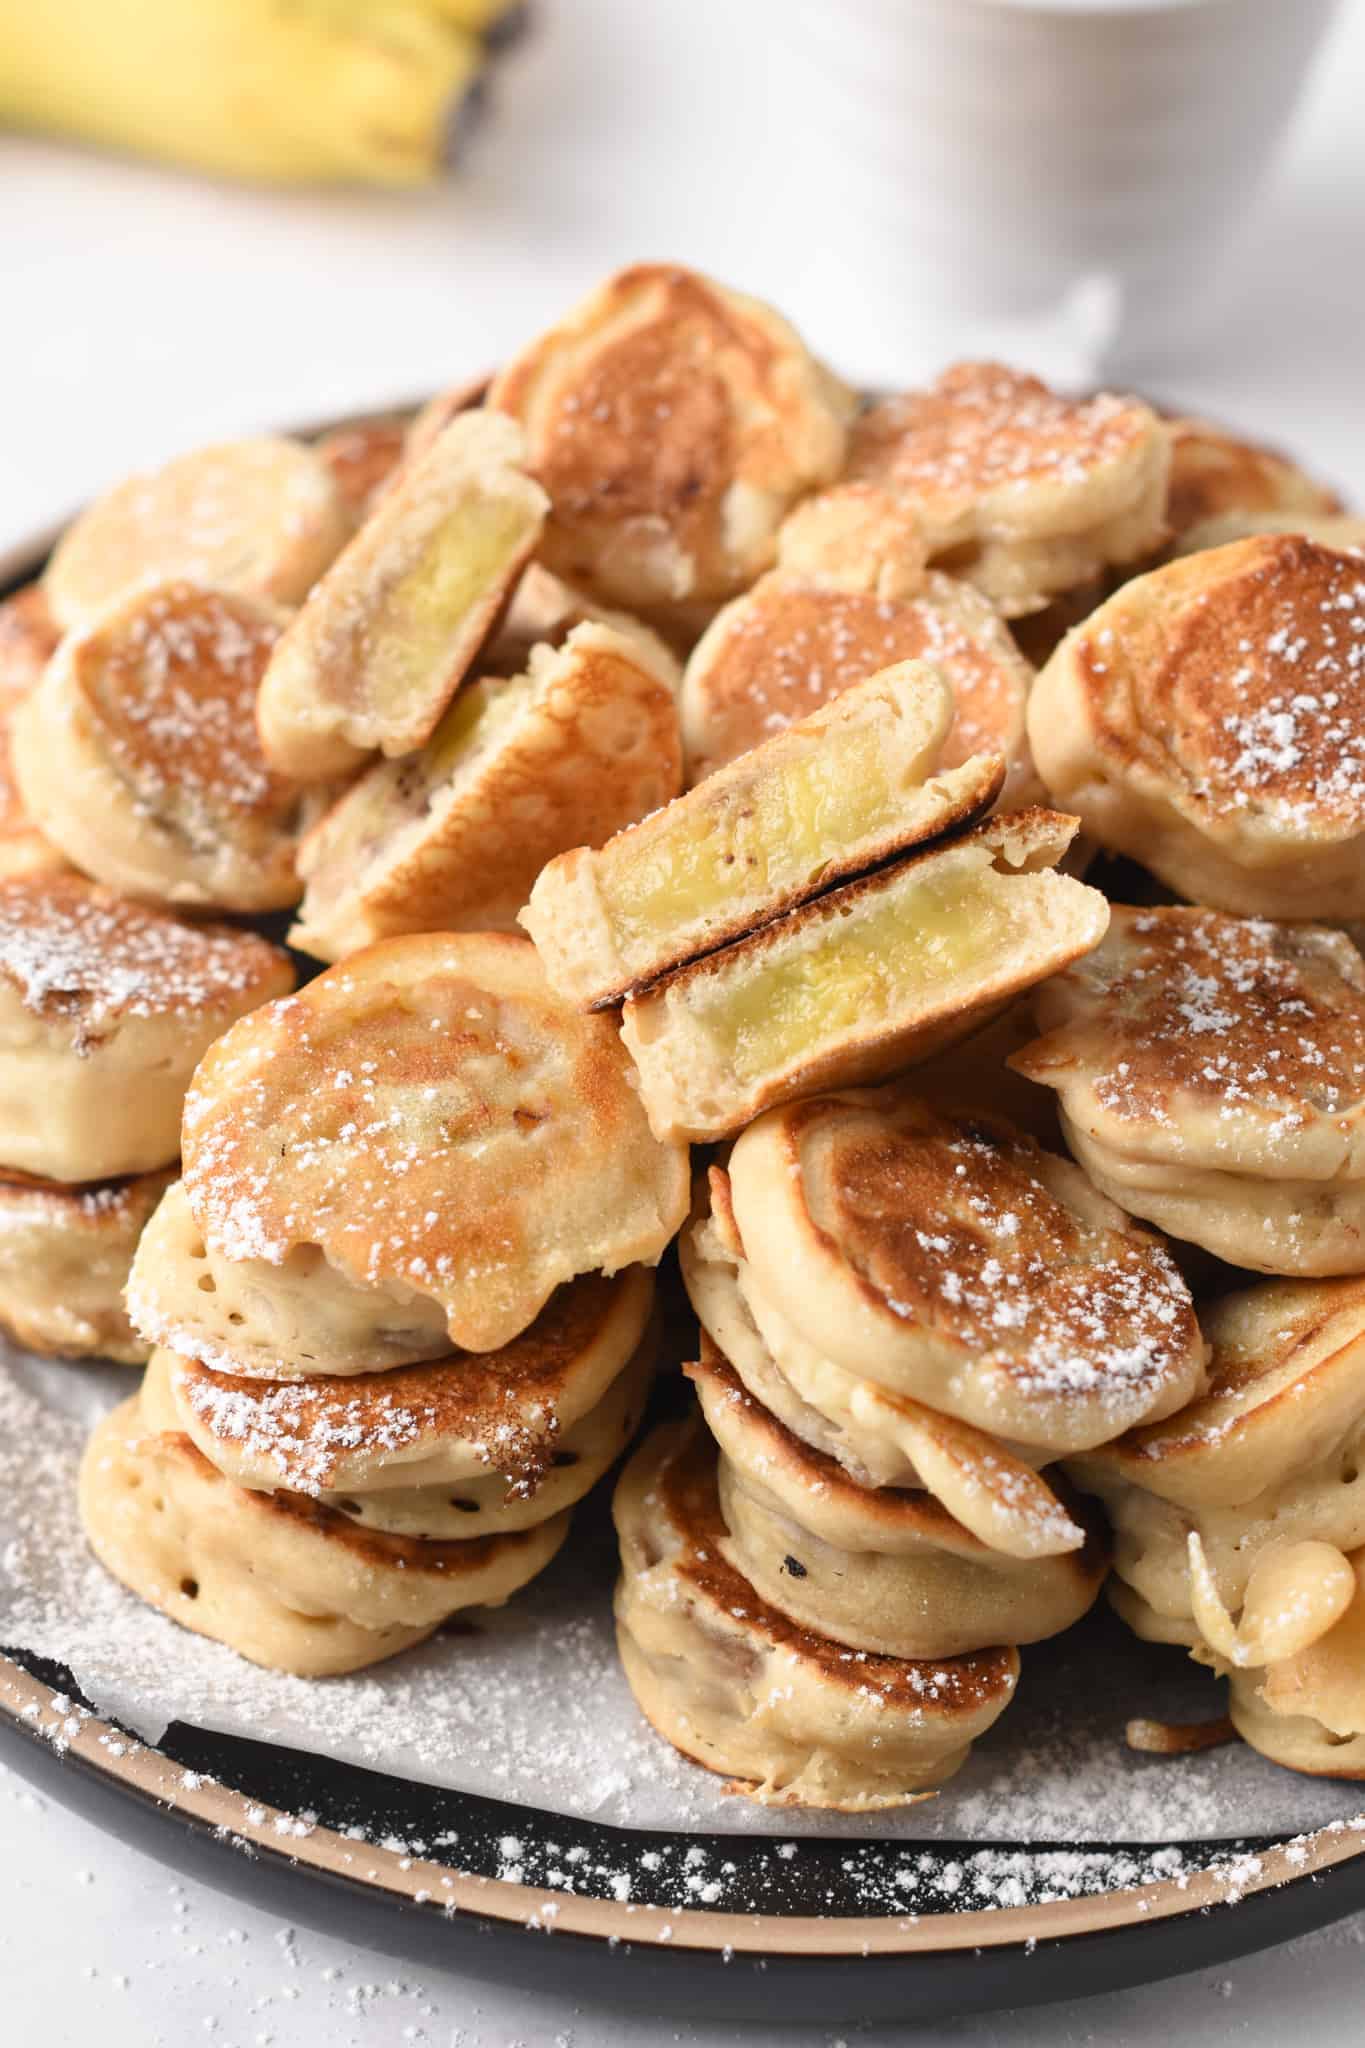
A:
[780,0,1340,376]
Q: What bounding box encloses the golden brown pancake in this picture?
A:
[80,1393,569,1676]
[1013,905,1365,1274]
[620,807,1109,1144]
[0,874,293,1181]
[613,1419,1020,1808]
[44,437,352,633]
[693,1341,1108,1658]
[0,1164,172,1362]
[524,659,1004,1009]
[15,581,325,910]
[1163,416,1343,543]
[489,263,853,610]
[1026,535,1365,919]
[679,560,1034,794]
[726,1086,1207,1453]
[312,413,411,518]
[844,363,1169,616]
[180,932,689,1354]
[165,1264,653,1494]
[0,585,66,880]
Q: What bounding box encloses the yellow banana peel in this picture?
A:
[0,0,511,186]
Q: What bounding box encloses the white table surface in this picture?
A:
[4,1,1365,2040]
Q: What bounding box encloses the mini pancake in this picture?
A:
[0,874,293,1182]
[523,660,1003,1008]
[1072,1278,1365,1641]
[44,437,352,634]
[153,1313,654,1539]
[1162,416,1343,549]
[0,585,66,879]
[1012,905,1365,1275]
[80,1394,569,1677]
[312,413,411,518]
[180,932,689,1354]
[681,1177,1083,1556]
[488,263,853,610]
[1026,535,1365,919]
[162,1263,653,1490]
[679,545,1036,796]
[291,620,682,962]
[0,1165,172,1363]
[14,581,327,911]
[693,1340,1107,1659]
[725,1087,1207,1453]
[619,807,1109,1144]
[613,1420,1020,1809]
[127,1178,452,1378]
[844,363,1169,617]
[1171,513,1365,559]
[256,411,548,782]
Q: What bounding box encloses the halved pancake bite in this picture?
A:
[844,363,1169,617]
[15,581,326,910]
[488,263,854,611]
[620,807,1108,1143]
[680,488,1036,795]
[523,659,1004,1008]
[291,620,682,962]
[613,1421,1020,1809]
[43,437,351,634]
[257,411,548,781]
[1012,905,1365,1274]
[1027,535,1365,918]
[0,873,292,1182]
[168,932,687,1360]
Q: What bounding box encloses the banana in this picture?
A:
[0,0,493,186]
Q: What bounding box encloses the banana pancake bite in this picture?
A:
[679,492,1035,795]
[488,263,854,611]
[682,1165,1084,1556]
[44,437,352,634]
[0,1165,172,1363]
[1162,416,1344,555]
[524,660,1004,1008]
[80,1386,569,1678]
[1073,1277,1365,1653]
[613,1420,1020,1808]
[257,411,548,782]
[1012,905,1365,1275]
[692,1340,1108,1660]
[290,620,682,962]
[620,807,1108,1143]
[720,1087,1207,1454]
[844,363,1169,617]
[1027,535,1365,919]
[15,581,326,911]
[0,873,293,1182]
[0,584,66,879]
[159,1264,654,1521]
[167,932,689,1363]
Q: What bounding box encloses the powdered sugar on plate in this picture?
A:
[2,1337,1363,1852]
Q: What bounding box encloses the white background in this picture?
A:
[4,0,1365,2041]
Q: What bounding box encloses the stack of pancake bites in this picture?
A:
[2,263,1365,1807]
